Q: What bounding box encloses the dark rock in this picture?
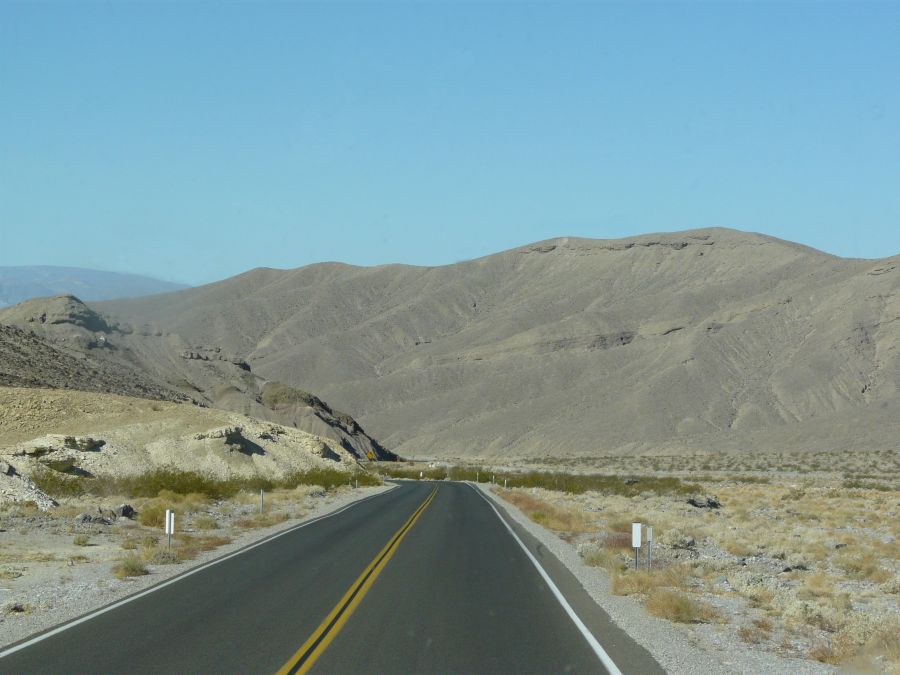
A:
[0,460,16,476]
[113,504,135,519]
[687,495,721,509]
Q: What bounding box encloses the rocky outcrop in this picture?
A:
[181,347,251,372]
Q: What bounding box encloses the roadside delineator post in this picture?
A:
[632,522,641,570]
[259,489,264,514]
[647,526,653,570]
[504,478,507,489]
[165,509,174,549]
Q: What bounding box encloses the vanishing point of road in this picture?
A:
[0,481,663,674]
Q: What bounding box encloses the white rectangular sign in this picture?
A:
[632,523,641,548]
[647,526,653,543]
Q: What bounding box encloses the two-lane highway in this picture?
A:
[0,481,663,674]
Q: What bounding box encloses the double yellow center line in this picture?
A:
[277,486,439,675]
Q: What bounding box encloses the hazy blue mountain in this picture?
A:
[0,266,188,307]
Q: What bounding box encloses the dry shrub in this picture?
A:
[157,490,209,512]
[881,575,900,595]
[582,546,628,573]
[145,548,181,565]
[836,551,892,583]
[603,532,634,549]
[744,586,774,609]
[72,534,90,547]
[174,533,231,559]
[797,572,835,600]
[193,515,219,530]
[137,501,167,528]
[499,490,594,532]
[113,554,148,579]
[738,618,772,644]
[235,511,289,529]
[645,589,716,623]
[611,565,689,596]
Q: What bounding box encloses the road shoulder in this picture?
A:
[474,482,751,675]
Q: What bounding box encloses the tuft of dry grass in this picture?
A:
[499,490,595,532]
[582,546,628,573]
[112,554,148,579]
[611,565,690,596]
[72,534,90,547]
[234,512,289,530]
[193,515,219,530]
[738,617,773,644]
[645,589,717,623]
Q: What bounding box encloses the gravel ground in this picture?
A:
[0,483,395,650]
[475,483,833,675]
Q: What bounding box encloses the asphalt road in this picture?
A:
[0,481,663,674]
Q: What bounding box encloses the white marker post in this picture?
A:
[165,510,174,549]
[632,522,641,570]
[647,526,654,570]
[259,489,264,515]
[419,471,423,479]
[504,478,507,489]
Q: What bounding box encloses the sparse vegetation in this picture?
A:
[646,589,716,623]
[379,464,701,496]
[72,534,90,546]
[31,467,380,503]
[112,554,148,579]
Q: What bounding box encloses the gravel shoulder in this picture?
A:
[475,482,832,675]
[0,483,395,650]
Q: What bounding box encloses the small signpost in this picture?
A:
[259,489,264,514]
[504,478,507,488]
[647,526,654,570]
[165,509,175,549]
[632,522,641,569]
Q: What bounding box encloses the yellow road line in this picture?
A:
[276,486,438,675]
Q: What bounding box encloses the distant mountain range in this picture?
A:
[0,266,188,307]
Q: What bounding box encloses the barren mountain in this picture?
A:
[0,323,183,401]
[21,228,900,459]
[0,296,395,462]
[0,266,187,307]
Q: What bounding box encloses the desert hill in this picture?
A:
[0,265,187,307]
[0,322,184,401]
[6,228,898,459]
[0,295,395,462]
[90,228,899,459]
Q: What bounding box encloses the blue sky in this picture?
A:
[1,1,897,285]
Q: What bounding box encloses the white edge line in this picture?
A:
[468,482,624,675]
[0,484,399,659]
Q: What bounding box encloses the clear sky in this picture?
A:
[1,1,897,285]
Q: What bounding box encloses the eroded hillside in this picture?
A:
[89,228,899,458]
